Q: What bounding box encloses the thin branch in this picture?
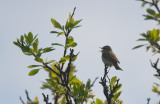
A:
[19,96,25,104]
[147,98,151,104]
[42,93,50,104]
[99,65,121,104]
[71,7,76,19]
[25,90,31,101]
[99,66,110,103]
[66,49,74,83]
[55,64,64,74]
[54,95,59,104]
[154,42,160,50]
[45,64,61,77]
[142,0,160,13]
[150,58,160,76]
[91,77,98,87]
[56,78,65,86]
[61,7,77,70]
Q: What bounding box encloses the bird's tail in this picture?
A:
[114,63,123,71]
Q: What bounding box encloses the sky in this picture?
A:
[1,0,160,104]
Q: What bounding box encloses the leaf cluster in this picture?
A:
[13,8,97,104]
[143,8,160,23]
[133,29,160,53]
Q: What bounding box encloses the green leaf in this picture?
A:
[132,45,145,49]
[72,55,77,62]
[115,84,122,92]
[147,8,155,15]
[44,60,55,65]
[69,76,82,84]
[59,55,70,63]
[90,101,96,104]
[69,75,76,83]
[96,98,103,104]
[13,41,20,47]
[24,34,29,44]
[59,59,66,63]
[51,43,64,47]
[33,38,39,52]
[85,79,91,90]
[143,15,155,20]
[110,76,117,89]
[28,69,40,76]
[28,32,33,45]
[71,42,77,47]
[21,46,33,55]
[73,19,82,27]
[43,47,54,53]
[73,25,82,28]
[57,32,64,36]
[23,52,33,55]
[34,57,43,63]
[146,46,151,51]
[20,35,24,42]
[140,33,147,38]
[66,36,74,45]
[28,65,42,68]
[51,18,62,29]
[137,38,147,41]
[50,31,59,34]
[152,86,159,93]
[114,91,122,101]
[65,20,70,30]
[33,34,38,42]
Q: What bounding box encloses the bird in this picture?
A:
[100,45,122,70]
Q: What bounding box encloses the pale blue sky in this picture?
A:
[0,0,159,104]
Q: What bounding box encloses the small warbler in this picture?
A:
[101,45,122,71]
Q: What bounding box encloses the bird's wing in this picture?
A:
[103,51,120,63]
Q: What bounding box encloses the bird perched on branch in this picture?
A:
[100,45,122,71]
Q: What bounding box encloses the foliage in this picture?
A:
[14,8,122,104]
[134,0,160,103]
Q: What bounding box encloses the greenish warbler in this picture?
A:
[101,45,122,71]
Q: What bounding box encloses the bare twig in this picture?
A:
[42,93,50,104]
[150,58,160,76]
[71,7,76,19]
[141,0,160,13]
[25,90,31,101]
[91,77,98,87]
[19,96,25,104]
[54,95,59,104]
[44,64,61,77]
[147,98,151,104]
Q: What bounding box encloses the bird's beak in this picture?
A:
[99,47,102,52]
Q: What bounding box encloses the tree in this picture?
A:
[133,0,160,103]
[13,7,123,104]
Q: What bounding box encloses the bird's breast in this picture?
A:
[101,54,113,67]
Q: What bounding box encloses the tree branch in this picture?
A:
[91,77,98,87]
[25,90,31,101]
[42,93,51,104]
[19,96,25,104]
[142,0,160,13]
[99,65,121,104]
[147,98,151,104]
[150,58,160,76]
[44,64,61,77]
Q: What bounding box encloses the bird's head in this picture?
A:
[100,45,112,53]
